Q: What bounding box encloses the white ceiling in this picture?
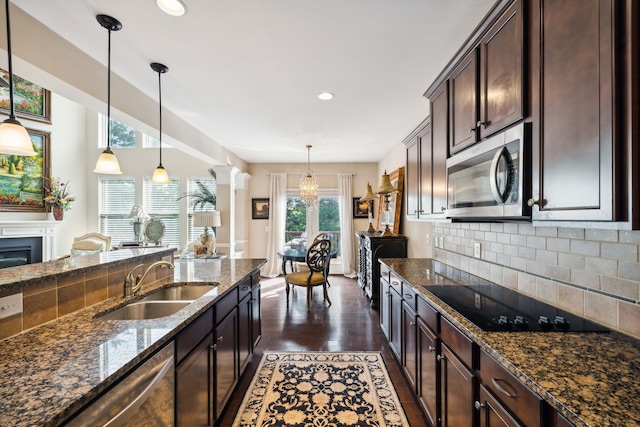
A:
[12,0,495,164]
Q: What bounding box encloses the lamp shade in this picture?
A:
[0,119,36,156]
[127,205,149,221]
[152,165,170,184]
[93,147,122,174]
[193,211,221,228]
[359,182,376,202]
[376,170,396,195]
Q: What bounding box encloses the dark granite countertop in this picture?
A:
[0,257,266,427]
[380,258,640,427]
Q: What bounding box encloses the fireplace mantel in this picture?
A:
[0,220,60,261]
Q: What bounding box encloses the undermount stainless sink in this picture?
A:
[99,300,192,321]
[142,285,217,301]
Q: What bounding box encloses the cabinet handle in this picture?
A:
[386,291,391,296]
[436,354,443,362]
[476,120,488,128]
[217,336,224,343]
[210,343,217,351]
[491,378,517,398]
[410,321,415,327]
[474,400,485,410]
[527,198,539,207]
[404,294,413,299]
[428,345,436,353]
[441,206,446,212]
[468,127,476,133]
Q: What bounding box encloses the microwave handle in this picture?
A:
[489,146,512,204]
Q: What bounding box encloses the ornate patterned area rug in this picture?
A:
[232,351,410,427]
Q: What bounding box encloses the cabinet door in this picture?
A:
[417,318,439,427]
[441,344,477,427]
[532,0,616,221]
[176,333,213,427]
[250,284,262,349]
[418,123,433,217]
[238,293,252,373]
[430,81,449,216]
[389,286,402,361]
[213,309,238,421]
[380,277,391,340]
[450,49,479,154]
[477,384,523,427]
[479,0,524,138]
[401,300,417,390]
[406,138,419,219]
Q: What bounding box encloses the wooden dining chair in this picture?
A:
[285,239,332,311]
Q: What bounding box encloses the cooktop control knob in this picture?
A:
[514,315,529,329]
[554,316,571,330]
[538,316,553,330]
[498,315,512,329]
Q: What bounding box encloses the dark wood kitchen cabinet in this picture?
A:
[401,286,418,390]
[214,304,238,420]
[356,231,407,309]
[449,0,524,155]
[417,297,440,427]
[380,272,403,360]
[529,0,620,222]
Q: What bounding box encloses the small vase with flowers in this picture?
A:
[44,177,75,221]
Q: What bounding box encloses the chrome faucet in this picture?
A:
[124,261,174,297]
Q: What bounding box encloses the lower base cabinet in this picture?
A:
[417,317,439,427]
[477,384,523,427]
[176,331,214,426]
[440,343,477,427]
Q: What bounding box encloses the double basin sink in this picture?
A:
[98,284,218,321]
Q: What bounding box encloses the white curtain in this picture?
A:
[262,173,287,277]
[338,173,357,277]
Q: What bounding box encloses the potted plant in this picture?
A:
[43,177,75,220]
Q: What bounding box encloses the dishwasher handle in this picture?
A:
[104,354,174,426]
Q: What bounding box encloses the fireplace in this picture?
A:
[0,237,43,269]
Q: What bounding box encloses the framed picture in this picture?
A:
[376,166,404,235]
[252,198,270,220]
[0,69,51,124]
[353,197,373,219]
[0,128,51,212]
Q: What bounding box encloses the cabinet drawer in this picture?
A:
[238,277,252,301]
[379,263,391,282]
[176,307,213,363]
[389,273,403,295]
[480,349,544,427]
[417,295,439,333]
[401,284,417,310]
[215,287,238,325]
[251,270,260,286]
[441,317,476,369]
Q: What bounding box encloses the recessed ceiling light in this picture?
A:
[157,0,187,16]
[318,92,334,101]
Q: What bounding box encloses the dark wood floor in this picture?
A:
[218,275,429,426]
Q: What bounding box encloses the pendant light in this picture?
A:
[150,62,169,184]
[93,14,123,174]
[0,0,36,156]
[300,145,318,209]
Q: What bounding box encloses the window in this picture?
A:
[285,195,341,257]
[99,114,135,148]
[99,177,136,245]
[143,134,172,149]
[143,178,180,247]
[186,176,217,242]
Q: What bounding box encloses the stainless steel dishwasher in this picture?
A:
[65,343,175,426]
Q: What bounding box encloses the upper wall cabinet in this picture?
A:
[450,0,524,155]
[529,0,620,221]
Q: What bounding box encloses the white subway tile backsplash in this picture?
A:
[527,235,546,249]
[536,249,558,265]
[547,237,571,252]
[585,292,618,328]
[558,227,585,239]
[570,239,600,257]
[601,276,640,301]
[585,228,619,242]
[618,301,640,337]
[558,252,585,269]
[518,246,536,260]
[545,264,571,282]
[535,227,557,237]
[556,283,585,315]
[601,242,637,262]
[518,224,536,235]
[536,277,557,304]
[619,230,640,244]
[585,256,618,277]
[571,269,601,289]
[618,262,640,282]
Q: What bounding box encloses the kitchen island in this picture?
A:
[381,258,640,427]
[0,255,266,426]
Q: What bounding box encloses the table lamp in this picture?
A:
[359,182,377,232]
[127,206,149,243]
[376,170,397,237]
[193,211,221,255]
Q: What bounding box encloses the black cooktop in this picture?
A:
[424,281,608,333]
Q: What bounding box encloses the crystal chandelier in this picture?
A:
[300,145,318,209]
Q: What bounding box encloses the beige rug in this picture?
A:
[232,351,410,427]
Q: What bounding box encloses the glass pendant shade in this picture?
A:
[0,0,36,156]
[300,145,318,208]
[152,165,170,184]
[93,147,122,174]
[94,14,123,175]
[0,119,35,156]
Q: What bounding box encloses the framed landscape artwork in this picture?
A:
[0,128,51,212]
[376,166,404,235]
[252,198,269,219]
[353,197,372,219]
[0,69,51,124]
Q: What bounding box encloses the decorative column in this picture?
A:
[212,166,239,257]
[234,172,251,258]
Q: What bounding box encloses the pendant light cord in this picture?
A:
[5,0,16,120]
[106,26,112,150]
[157,69,163,167]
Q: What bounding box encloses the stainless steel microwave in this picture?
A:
[445,123,531,219]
